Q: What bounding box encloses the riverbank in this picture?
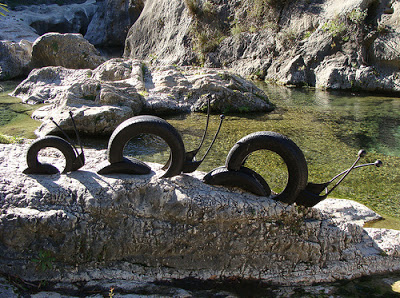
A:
[0,143,399,297]
[1,271,400,297]
[1,79,400,230]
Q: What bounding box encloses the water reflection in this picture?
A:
[260,83,400,157]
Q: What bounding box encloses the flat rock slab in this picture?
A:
[0,143,399,287]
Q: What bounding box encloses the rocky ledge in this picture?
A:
[0,143,399,288]
[11,58,272,136]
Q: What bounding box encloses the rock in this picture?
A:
[0,0,98,43]
[314,54,354,90]
[124,0,194,65]
[0,40,33,80]
[0,143,399,286]
[11,59,272,136]
[85,0,144,47]
[314,198,383,226]
[122,0,400,92]
[365,228,400,257]
[369,31,400,69]
[31,33,106,69]
[0,277,17,298]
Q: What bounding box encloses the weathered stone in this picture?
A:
[85,0,144,47]
[314,198,383,227]
[124,0,194,65]
[0,143,399,286]
[11,59,272,136]
[0,0,98,43]
[0,40,33,80]
[122,0,400,92]
[370,32,400,69]
[31,33,106,69]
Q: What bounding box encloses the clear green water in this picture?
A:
[1,81,399,228]
[0,81,41,139]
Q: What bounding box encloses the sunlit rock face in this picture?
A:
[10,59,272,136]
[0,143,399,286]
[124,0,400,92]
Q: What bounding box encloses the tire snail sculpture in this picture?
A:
[203,134,382,207]
[23,100,382,207]
[97,98,225,176]
[23,111,85,175]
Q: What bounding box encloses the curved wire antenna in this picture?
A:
[324,150,382,196]
[194,96,211,157]
[181,96,225,173]
[198,114,225,162]
[184,96,212,161]
[50,112,84,161]
[69,111,84,156]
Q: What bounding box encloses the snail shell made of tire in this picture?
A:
[98,115,186,178]
[23,136,84,175]
[204,131,308,204]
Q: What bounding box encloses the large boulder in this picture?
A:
[0,40,33,80]
[11,59,272,136]
[0,0,98,43]
[0,143,399,287]
[124,0,194,65]
[30,32,106,69]
[85,0,145,47]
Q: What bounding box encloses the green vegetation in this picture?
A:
[0,81,42,139]
[0,2,8,16]
[322,17,347,38]
[321,8,367,46]
[348,8,367,25]
[32,250,55,272]
[184,0,228,65]
[0,133,23,143]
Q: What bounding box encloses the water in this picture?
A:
[0,80,41,139]
[1,81,400,225]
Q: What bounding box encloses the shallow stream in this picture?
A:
[1,81,399,228]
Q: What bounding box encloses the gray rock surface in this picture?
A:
[123,0,400,92]
[11,59,272,136]
[0,0,97,43]
[0,0,98,80]
[124,0,193,65]
[0,39,32,80]
[31,32,106,69]
[85,0,144,47]
[314,198,383,226]
[0,143,399,287]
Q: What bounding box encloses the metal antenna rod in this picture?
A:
[194,96,211,157]
[328,160,382,184]
[198,114,225,162]
[69,111,84,155]
[50,116,80,158]
[325,149,366,196]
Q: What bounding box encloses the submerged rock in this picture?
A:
[11,59,272,136]
[0,143,399,286]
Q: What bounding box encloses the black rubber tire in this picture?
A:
[226,131,308,204]
[24,136,77,174]
[203,166,271,197]
[107,115,185,178]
